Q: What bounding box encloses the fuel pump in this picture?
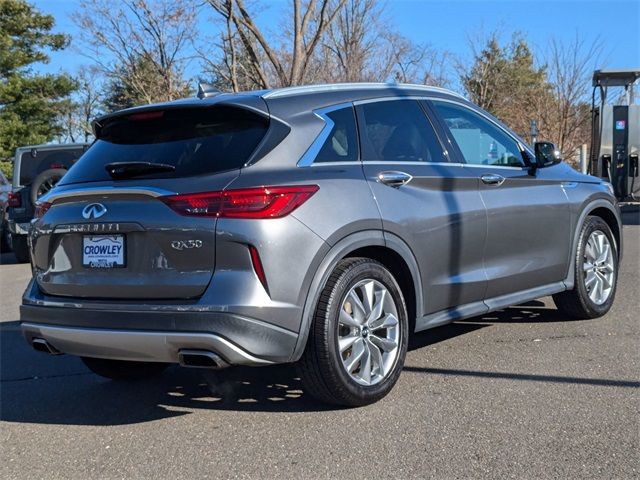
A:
[590,69,640,202]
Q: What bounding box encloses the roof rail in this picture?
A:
[262,82,465,100]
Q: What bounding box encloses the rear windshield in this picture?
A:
[60,106,269,185]
[19,148,86,186]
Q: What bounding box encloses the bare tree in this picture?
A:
[207,0,348,88]
[75,0,196,105]
[542,34,603,158]
[59,67,104,143]
[204,0,451,90]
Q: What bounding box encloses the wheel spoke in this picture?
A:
[339,308,360,328]
[596,233,605,258]
[367,339,384,376]
[597,271,611,289]
[344,338,365,373]
[601,262,614,273]
[370,313,398,330]
[346,290,367,323]
[361,281,376,314]
[583,262,594,272]
[367,289,386,326]
[338,334,359,353]
[359,343,372,384]
[370,333,397,352]
[585,271,597,289]
[585,240,597,263]
[597,244,610,264]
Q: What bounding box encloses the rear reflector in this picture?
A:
[160,185,319,219]
[7,192,21,208]
[249,245,269,293]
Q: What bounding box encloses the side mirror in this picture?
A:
[534,142,562,168]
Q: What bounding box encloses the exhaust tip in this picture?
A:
[32,338,62,355]
[178,349,229,369]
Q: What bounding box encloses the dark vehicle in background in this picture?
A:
[7,143,88,262]
[0,170,10,252]
[20,84,621,406]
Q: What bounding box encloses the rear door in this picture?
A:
[31,105,269,299]
[357,99,488,321]
[430,100,572,301]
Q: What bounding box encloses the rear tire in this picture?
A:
[81,357,168,381]
[12,234,30,263]
[553,216,618,319]
[298,258,408,407]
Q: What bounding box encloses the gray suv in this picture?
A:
[21,84,622,406]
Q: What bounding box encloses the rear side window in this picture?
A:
[60,106,268,185]
[19,148,85,186]
[314,106,358,163]
[359,100,446,163]
[432,101,524,167]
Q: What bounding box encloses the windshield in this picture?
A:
[60,106,269,185]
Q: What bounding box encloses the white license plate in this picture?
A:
[82,235,125,268]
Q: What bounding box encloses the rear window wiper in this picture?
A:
[105,162,176,179]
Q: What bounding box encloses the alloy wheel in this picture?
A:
[583,230,615,305]
[337,279,400,386]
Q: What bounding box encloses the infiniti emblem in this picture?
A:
[82,203,107,220]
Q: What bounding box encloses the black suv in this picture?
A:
[8,143,88,262]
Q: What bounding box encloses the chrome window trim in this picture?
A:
[297,95,533,169]
[42,186,176,203]
[297,102,355,167]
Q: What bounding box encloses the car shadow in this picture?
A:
[0,300,622,425]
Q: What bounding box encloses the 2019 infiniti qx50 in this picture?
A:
[21,83,621,406]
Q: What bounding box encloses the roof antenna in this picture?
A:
[197,82,221,99]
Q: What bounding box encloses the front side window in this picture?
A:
[314,106,359,163]
[359,100,446,163]
[432,101,524,167]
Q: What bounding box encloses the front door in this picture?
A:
[430,100,572,301]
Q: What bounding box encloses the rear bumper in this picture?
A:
[20,304,299,366]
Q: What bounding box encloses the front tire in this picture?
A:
[553,216,618,319]
[298,258,409,406]
[81,357,168,381]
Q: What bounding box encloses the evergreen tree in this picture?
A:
[0,0,77,161]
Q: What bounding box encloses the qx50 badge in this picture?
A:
[171,239,203,251]
[82,203,107,220]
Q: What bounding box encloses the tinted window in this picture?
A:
[19,148,86,186]
[314,107,358,163]
[433,101,524,167]
[60,106,268,185]
[359,100,446,163]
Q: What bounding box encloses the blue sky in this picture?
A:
[32,0,640,88]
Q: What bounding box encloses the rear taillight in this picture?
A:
[160,185,319,219]
[7,192,21,208]
[34,202,52,219]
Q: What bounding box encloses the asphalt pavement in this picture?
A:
[1,211,638,479]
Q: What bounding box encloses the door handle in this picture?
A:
[480,173,505,186]
[377,171,413,188]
